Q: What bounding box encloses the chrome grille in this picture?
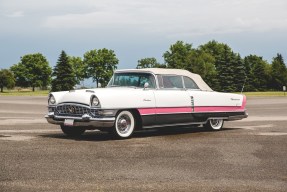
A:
[56,104,90,117]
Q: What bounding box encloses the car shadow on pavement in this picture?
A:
[40,126,239,142]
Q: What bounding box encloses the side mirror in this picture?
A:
[144,82,149,89]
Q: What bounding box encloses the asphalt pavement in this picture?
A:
[0,96,287,191]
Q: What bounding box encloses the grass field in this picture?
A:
[0,89,49,96]
[0,89,286,97]
[240,92,287,96]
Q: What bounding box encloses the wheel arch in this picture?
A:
[115,109,143,130]
[129,109,143,130]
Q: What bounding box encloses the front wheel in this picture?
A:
[60,125,86,136]
[113,110,135,139]
[204,119,224,131]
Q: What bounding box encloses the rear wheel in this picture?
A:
[60,125,86,136]
[113,110,135,139]
[204,119,224,131]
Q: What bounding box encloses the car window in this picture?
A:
[108,73,156,88]
[162,75,183,89]
[183,76,199,89]
[157,75,164,89]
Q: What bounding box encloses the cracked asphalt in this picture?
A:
[0,96,287,191]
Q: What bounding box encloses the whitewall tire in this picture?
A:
[114,110,135,138]
[204,119,224,131]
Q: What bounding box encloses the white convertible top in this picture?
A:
[115,68,213,91]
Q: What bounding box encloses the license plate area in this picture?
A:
[64,119,74,126]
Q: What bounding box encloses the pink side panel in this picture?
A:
[138,106,245,115]
[242,95,247,109]
[138,108,156,115]
[156,107,192,114]
[193,106,245,112]
[138,107,192,115]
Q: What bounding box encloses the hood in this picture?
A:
[53,87,144,107]
[55,89,95,105]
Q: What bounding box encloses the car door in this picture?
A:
[154,75,192,125]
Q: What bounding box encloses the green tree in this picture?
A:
[243,55,270,91]
[51,51,77,91]
[69,56,86,85]
[0,69,15,92]
[253,60,270,91]
[163,41,193,69]
[232,54,246,92]
[271,53,287,90]
[187,49,219,90]
[162,40,222,90]
[199,40,226,63]
[200,41,246,92]
[136,57,165,69]
[243,55,255,91]
[199,41,231,91]
[217,46,235,92]
[10,63,30,88]
[10,53,51,91]
[84,48,119,87]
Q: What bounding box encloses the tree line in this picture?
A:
[0,49,118,92]
[0,40,286,92]
[137,40,287,92]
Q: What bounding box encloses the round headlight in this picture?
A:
[91,96,100,107]
[48,95,56,105]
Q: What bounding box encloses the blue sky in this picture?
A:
[1,0,287,70]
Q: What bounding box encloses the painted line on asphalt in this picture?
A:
[241,116,287,122]
[230,124,274,130]
[0,135,36,141]
[0,129,59,133]
[0,118,47,125]
[256,132,287,136]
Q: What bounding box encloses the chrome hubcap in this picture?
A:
[117,115,131,133]
[211,119,220,127]
[210,119,223,129]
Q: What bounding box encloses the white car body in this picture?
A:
[45,68,248,138]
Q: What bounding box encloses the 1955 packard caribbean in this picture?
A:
[45,68,248,138]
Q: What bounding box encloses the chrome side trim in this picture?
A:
[140,110,246,116]
[142,114,247,129]
[143,121,206,129]
[141,111,192,116]
[142,117,228,129]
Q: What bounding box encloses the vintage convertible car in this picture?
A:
[45,68,248,138]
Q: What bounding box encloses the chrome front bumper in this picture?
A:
[45,112,115,128]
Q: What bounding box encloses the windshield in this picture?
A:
[107,73,156,88]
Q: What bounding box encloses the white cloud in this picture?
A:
[2,0,287,36]
[4,11,24,18]
[39,0,287,37]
